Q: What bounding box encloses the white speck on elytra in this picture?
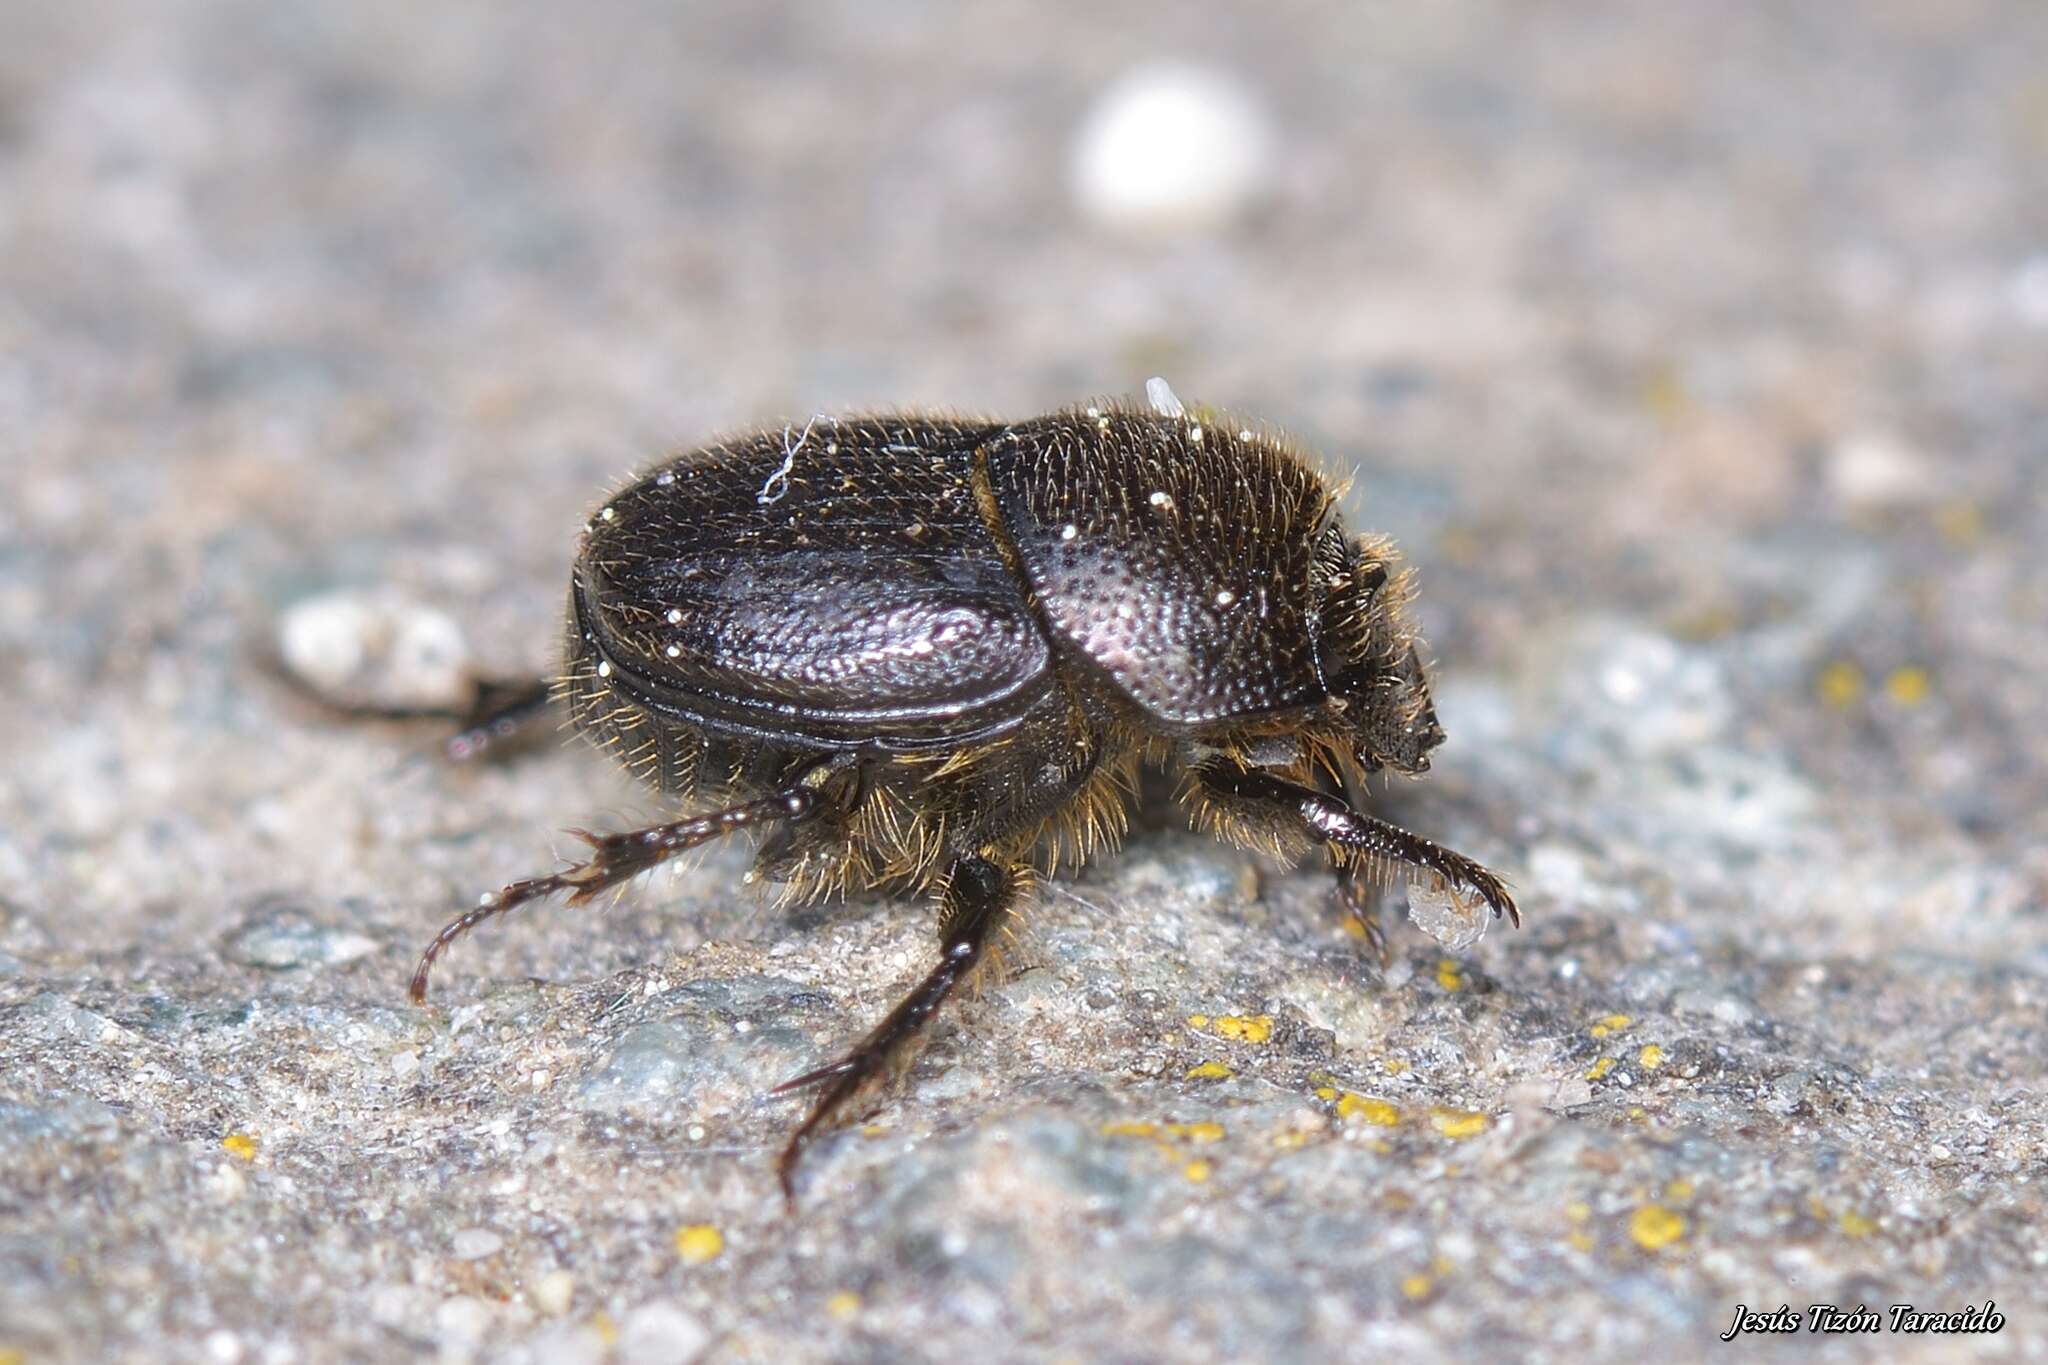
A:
[596,661,611,678]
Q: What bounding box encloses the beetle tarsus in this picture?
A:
[772,853,1015,1210]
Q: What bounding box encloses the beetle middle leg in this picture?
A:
[409,753,859,1003]
[1190,757,1518,929]
[771,853,1019,1205]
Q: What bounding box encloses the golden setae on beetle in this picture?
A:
[408,384,1518,1200]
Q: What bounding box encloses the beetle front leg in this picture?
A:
[1190,757,1519,929]
[771,853,1019,1206]
[410,779,831,1003]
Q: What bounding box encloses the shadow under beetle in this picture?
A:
[408,383,1519,1203]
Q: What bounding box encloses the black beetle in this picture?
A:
[408,382,1517,1200]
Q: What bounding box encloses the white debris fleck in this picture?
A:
[451,1227,504,1261]
[1188,424,1203,443]
[1070,62,1274,235]
[1145,376,1185,419]
[1214,589,1236,607]
[1406,878,1490,951]
[277,588,471,711]
[758,415,820,506]
[596,660,611,678]
[666,608,684,624]
[655,470,675,486]
[599,506,616,521]
[665,644,681,658]
[1060,523,1079,541]
[1148,490,1172,508]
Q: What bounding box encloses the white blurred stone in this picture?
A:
[618,1302,710,1365]
[1069,62,1274,235]
[278,588,471,711]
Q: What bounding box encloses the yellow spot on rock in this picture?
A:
[1589,1014,1632,1039]
[1337,1093,1401,1127]
[1885,666,1930,706]
[1272,1130,1314,1150]
[1400,1273,1434,1300]
[1629,1204,1686,1251]
[1430,1109,1488,1139]
[1586,1057,1616,1081]
[1566,1230,1595,1252]
[1183,1159,1212,1184]
[221,1133,258,1161]
[1382,1058,1410,1075]
[1840,1209,1877,1238]
[674,1224,724,1265]
[1664,1178,1696,1202]
[825,1291,862,1319]
[591,1312,618,1346]
[1101,1121,1160,1139]
[1186,1061,1234,1080]
[1166,1121,1226,1144]
[1817,660,1864,708]
[1638,1044,1666,1070]
[1185,1014,1210,1029]
[1314,1085,1339,1101]
[1435,960,1464,992]
[1565,1201,1591,1222]
[1208,1014,1274,1043]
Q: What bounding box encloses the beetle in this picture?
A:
[407,382,1518,1201]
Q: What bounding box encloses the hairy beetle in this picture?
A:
[408,382,1518,1200]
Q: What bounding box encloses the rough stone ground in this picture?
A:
[2,2,2044,1362]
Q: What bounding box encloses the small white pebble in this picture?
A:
[391,1050,420,1079]
[451,1228,504,1261]
[1070,63,1274,235]
[533,1269,576,1317]
[277,589,470,710]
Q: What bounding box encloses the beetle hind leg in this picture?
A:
[410,775,839,1004]
[772,853,1020,1206]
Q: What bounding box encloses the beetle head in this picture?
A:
[1314,531,1445,776]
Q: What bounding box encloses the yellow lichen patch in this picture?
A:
[1435,960,1464,992]
[1884,666,1931,706]
[825,1291,862,1320]
[1382,1058,1410,1075]
[1932,499,1984,547]
[1638,1044,1666,1070]
[591,1312,618,1346]
[1272,1130,1315,1151]
[1588,1014,1633,1039]
[1629,1204,1686,1251]
[1337,1093,1401,1127]
[1840,1209,1877,1238]
[1664,1178,1695,1202]
[1165,1121,1226,1144]
[1182,1158,1213,1183]
[1817,660,1864,708]
[1314,1085,1339,1101]
[1586,1057,1616,1082]
[1100,1121,1160,1139]
[1429,1109,1488,1140]
[1186,1061,1234,1080]
[1565,1229,1595,1252]
[221,1133,258,1161]
[1400,1273,1434,1301]
[1185,1013,1211,1029]
[1207,1014,1275,1044]
[1565,1201,1591,1222]
[674,1224,724,1265]
[860,1123,890,1139]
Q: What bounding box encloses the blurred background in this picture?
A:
[1,2,2044,1361]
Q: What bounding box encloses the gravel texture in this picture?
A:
[3,2,2044,1362]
